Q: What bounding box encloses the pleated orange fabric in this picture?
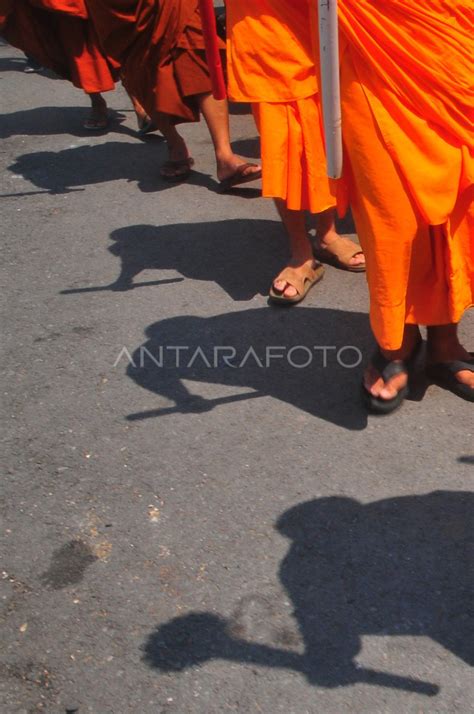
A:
[252,98,335,213]
[84,0,223,124]
[0,0,116,93]
[228,0,473,349]
[337,1,473,349]
[226,0,335,212]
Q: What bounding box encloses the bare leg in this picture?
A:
[427,324,474,389]
[83,92,108,130]
[128,93,155,133]
[197,92,261,182]
[272,200,318,299]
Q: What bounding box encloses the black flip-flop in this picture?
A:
[362,339,424,415]
[426,354,474,402]
[362,353,409,415]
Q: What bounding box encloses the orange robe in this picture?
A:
[226,0,336,213]
[0,0,116,93]
[228,0,473,350]
[84,0,223,125]
[337,0,473,349]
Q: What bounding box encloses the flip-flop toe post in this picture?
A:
[269,262,324,305]
[426,354,474,402]
[219,162,262,192]
[363,339,424,414]
[314,235,365,272]
[363,351,409,415]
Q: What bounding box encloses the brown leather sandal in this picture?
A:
[269,262,325,305]
[313,235,365,272]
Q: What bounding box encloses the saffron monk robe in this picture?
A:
[0,0,118,130]
[335,0,473,412]
[226,0,365,306]
[84,0,261,186]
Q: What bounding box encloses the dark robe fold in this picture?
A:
[0,0,116,93]
[84,0,224,124]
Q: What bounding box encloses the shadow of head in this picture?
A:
[142,491,471,696]
[143,613,231,672]
[125,306,372,429]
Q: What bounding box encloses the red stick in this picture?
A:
[198,0,227,100]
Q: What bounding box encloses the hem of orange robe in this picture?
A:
[72,82,116,94]
[262,189,337,215]
[371,300,474,352]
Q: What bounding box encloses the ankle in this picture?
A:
[380,326,421,362]
[289,251,316,266]
[315,228,339,246]
[215,149,234,165]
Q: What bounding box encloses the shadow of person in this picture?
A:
[124,306,372,429]
[143,490,474,696]
[61,220,287,300]
[231,136,260,159]
[0,56,37,73]
[0,106,138,140]
[7,141,218,194]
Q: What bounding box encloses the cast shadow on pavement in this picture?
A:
[0,106,140,140]
[124,306,372,430]
[143,490,474,696]
[61,219,359,299]
[0,56,35,73]
[7,139,248,194]
[62,220,289,300]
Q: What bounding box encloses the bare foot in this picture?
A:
[216,154,261,184]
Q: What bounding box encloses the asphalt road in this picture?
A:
[1,42,473,714]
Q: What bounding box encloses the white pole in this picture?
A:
[318,0,343,179]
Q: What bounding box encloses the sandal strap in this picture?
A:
[317,235,363,262]
[232,162,260,176]
[433,357,474,375]
[273,263,322,296]
[372,350,407,383]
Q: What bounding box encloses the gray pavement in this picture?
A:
[1,43,473,714]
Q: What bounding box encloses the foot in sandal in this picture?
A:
[312,208,365,272]
[217,154,262,191]
[269,258,325,304]
[159,133,194,181]
[83,92,109,131]
[426,324,474,401]
[363,325,422,413]
[314,232,365,271]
